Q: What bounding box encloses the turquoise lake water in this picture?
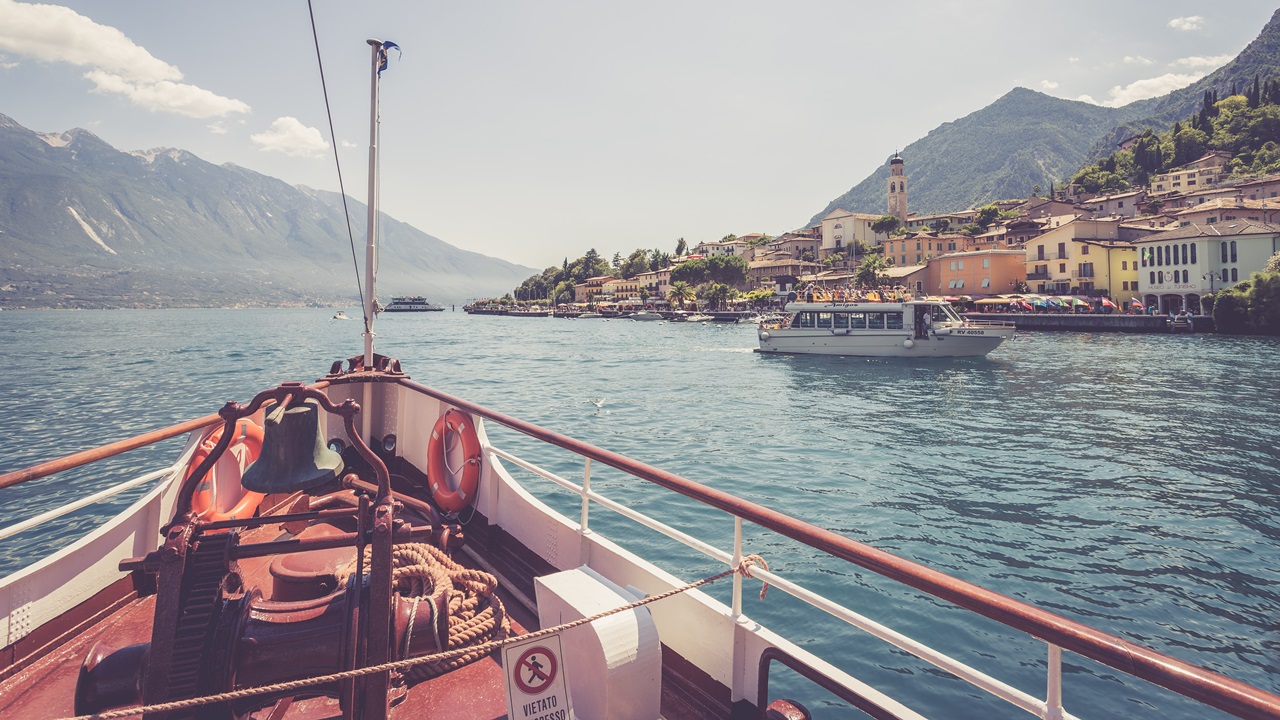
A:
[0,308,1277,718]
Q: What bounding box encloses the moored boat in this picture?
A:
[384,296,444,312]
[757,299,1014,357]
[629,310,663,321]
[1,27,1278,720]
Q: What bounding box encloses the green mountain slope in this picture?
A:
[809,89,1140,224]
[810,9,1280,225]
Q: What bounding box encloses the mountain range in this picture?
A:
[809,8,1280,226]
[0,114,534,308]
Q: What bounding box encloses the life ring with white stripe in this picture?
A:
[187,419,265,524]
[428,409,482,513]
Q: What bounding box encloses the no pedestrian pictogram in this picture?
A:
[503,634,574,719]
[514,645,558,695]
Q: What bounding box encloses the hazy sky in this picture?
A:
[1,1,1276,269]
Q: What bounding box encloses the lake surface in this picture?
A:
[1,308,1277,718]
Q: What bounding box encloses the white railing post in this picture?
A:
[1045,644,1064,720]
[731,516,743,619]
[580,458,591,533]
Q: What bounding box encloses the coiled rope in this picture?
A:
[60,555,767,720]
[360,542,511,679]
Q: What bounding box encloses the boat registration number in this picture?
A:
[953,329,986,335]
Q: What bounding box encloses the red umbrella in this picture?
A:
[1100,297,1117,309]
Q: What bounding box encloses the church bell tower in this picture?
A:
[887,153,907,221]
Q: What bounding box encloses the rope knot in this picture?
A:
[737,554,770,600]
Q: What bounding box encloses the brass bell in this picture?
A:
[241,399,344,493]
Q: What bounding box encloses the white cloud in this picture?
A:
[251,117,328,157]
[1068,57,1080,64]
[0,0,249,118]
[1170,54,1233,70]
[1078,72,1205,108]
[208,121,228,135]
[0,61,16,70]
[341,139,357,148]
[1123,56,1154,66]
[1040,80,1059,90]
[1168,16,1203,31]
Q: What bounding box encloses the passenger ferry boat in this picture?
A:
[1,31,1278,720]
[757,298,1014,357]
[383,296,444,312]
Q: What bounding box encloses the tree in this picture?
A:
[1265,251,1280,275]
[855,254,889,288]
[696,282,732,310]
[649,249,671,271]
[638,288,650,305]
[706,255,748,286]
[619,249,651,279]
[670,257,709,285]
[871,215,900,236]
[667,280,695,309]
[553,280,575,304]
[675,238,687,256]
[975,204,1001,229]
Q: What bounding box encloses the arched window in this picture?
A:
[1221,269,1228,282]
[1190,244,1197,264]
[1230,240,1237,262]
[1181,243,1188,264]
[1150,271,1156,284]
[1231,268,1238,282]
[1158,271,1164,283]
[1221,241,1228,262]
[1182,270,1189,283]
[890,183,896,193]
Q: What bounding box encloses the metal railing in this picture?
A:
[403,378,1280,720]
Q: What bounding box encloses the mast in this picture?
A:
[362,39,384,368]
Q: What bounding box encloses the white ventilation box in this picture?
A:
[535,566,661,720]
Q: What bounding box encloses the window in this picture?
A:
[1122,281,1129,290]
[958,260,964,270]
[834,313,849,329]
[798,313,815,328]
[1037,246,1046,260]
[1182,270,1189,283]
[848,313,867,329]
[890,183,896,192]
[1081,245,1089,255]
[1078,262,1094,278]
[981,278,991,288]
[1230,241,1237,263]
[1118,201,1124,208]
[1058,242,1066,258]
[817,312,833,329]
[1190,244,1197,264]
[1221,241,1228,262]
[916,241,921,250]
[949,261,957,271]
[1221,269,1228,282]
[1181,244,1188,264]
[1122,260,1128,270]
[948,279,958,288]
[1158,271,1164,283]
[834,223,842,228]
[1231,268,1239,282]
[915,254,922,263]
[867,313,886,330]
[1059,262,1066,273]
[982,257,991,268]
[886,313,904,330]
[1150,271,1156,284]
[1207,216,1217,223]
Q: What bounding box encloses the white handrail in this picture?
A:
[0,464,179,541]
[488,439,1080,719]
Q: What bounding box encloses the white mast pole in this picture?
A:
[362,39,382,368]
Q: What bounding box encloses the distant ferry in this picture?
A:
[757,298,1013,357]
[383,295,444,312]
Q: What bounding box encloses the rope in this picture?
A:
[60,555,768,720]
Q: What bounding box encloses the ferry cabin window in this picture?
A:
[817,312,833,329]
[798,312,816,328]
[886,312,904,330]
[867,313,886,330]
[833,312,849,329]
[848,313,867,329]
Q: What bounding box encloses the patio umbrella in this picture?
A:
[1071,297,1089,307]
[1047,297,1064,307]
[1100,297,1118,309]
[1131,298,1145,309]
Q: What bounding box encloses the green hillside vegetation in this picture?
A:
[1204,252,1280,335]
[1072,78,1280,194]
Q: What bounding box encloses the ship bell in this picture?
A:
[241,399,344,493]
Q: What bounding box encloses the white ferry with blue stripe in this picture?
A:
[756,299,1014,357]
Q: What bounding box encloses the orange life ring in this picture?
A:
[186,419,265,523]
[428,409,482,513]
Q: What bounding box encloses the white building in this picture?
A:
[1134,220,1280,313]
[820,209,887,258]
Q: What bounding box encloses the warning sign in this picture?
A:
[503,634,574,720]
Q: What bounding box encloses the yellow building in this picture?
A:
[1024,219,1137,300]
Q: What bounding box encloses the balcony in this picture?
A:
[1026,272,1051,280]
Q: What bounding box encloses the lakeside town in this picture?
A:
[470,148,1280,324]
